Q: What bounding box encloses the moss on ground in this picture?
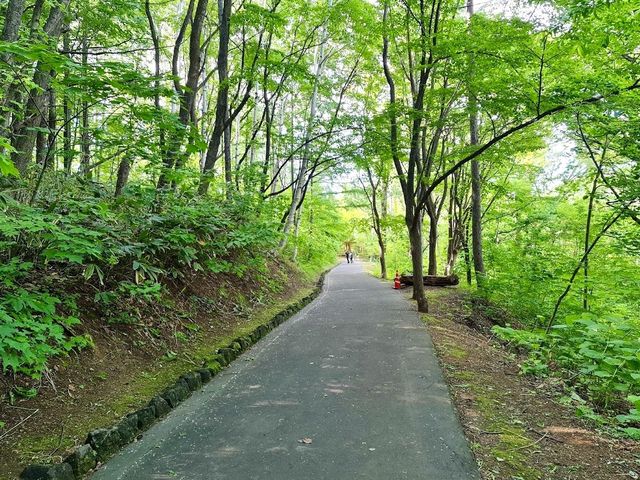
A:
[441,343,468,359]
[454,369,543,479]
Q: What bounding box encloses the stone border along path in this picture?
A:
[87,262,480,480]
[19,273,328,480]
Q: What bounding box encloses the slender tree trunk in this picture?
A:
[199,0,231,194]
[279,9,328,249]
[583,172,598,310]
[547,211,623,332]
[80,39,91,178]
[463,223,472,285]
[382,0,429,312]
[63,98,72,174]
[260,83,272,192]
[61,33,73,174]
[427,214,437,275]
[158,0,207,190]
[46,85,56,169]
[445,185,455,275]
[224,111,232,197]
[291,207,302,262]
[145,0,164,153]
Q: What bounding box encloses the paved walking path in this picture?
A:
[92,262,479,479]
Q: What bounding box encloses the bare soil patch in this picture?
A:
[424,287,640,480]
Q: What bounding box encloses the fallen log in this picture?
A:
[400,274,459,287]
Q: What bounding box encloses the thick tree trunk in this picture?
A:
[0,0,27,133]
[1,0,26,53]
[409,216,428,312]
[114,157,131,197]
[467,0,485,285]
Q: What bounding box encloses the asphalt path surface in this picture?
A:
[92,262,479,479]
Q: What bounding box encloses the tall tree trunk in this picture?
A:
[224,111,232,197]
[199,0,231,195]
[157,0,207,190]
[468,0,485,285]
[382,0,430,312]
[145,0,164,153]
[9,0,68,174]
[80,39,91,178]
[279,6,328,248]
[583,172,598,310]
[46,85,56,169]
[62,33,73,174]
[427,211,438,275]
[0,0,27,133]
[62,98,72,174]
[260,69,272,193]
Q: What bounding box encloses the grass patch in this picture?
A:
[442,343,468,359]
[462,372,543,479]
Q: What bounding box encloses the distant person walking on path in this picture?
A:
[345,251,353,264]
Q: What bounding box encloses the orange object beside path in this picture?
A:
[394,271,401,289]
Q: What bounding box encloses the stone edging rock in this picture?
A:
[19,272,327,480]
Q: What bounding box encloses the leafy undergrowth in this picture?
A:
[0,185,288,380]
[422,288,640,480]
[493,316,640,438]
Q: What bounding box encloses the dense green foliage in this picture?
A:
[0,185,345,379]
